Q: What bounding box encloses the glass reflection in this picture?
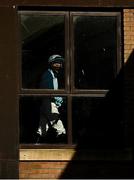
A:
[20,13,65,89]
[19,96,67,144]
[74,16,117,89]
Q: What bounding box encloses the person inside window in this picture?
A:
[37,55,66,143]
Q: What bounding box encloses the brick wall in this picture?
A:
[19,161,68,179]
[19,9,134,179]
[19,160,134,179]
[124,9,134,62]
[124,9,134,147]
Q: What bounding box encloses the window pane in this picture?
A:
[74,15,118,89]
[72,96,124,148]
[72,97,103,144]
[19,96,67,144]
[19,13,65,89]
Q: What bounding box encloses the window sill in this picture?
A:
[20,148,132,161]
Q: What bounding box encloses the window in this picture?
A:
[73,14,118,90]
[19,10,123,148]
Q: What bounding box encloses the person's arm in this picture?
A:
[40,97,59,123]
[39,70,54,89]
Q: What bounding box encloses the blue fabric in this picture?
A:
[39,70,54,89]
[54,97,63,107]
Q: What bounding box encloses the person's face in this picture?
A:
[51,62,62,72]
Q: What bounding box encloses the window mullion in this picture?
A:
[67,95,73,144]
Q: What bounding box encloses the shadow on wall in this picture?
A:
[60,49,134,179]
